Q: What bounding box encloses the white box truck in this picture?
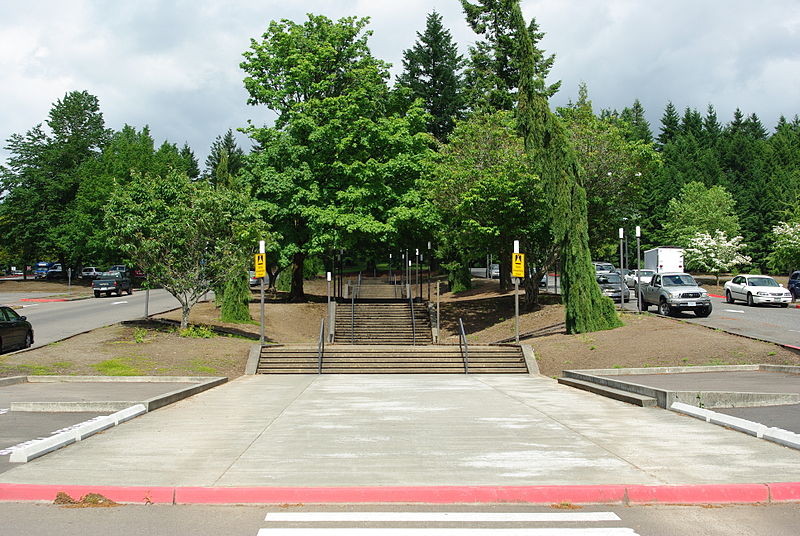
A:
[644,247,685,273]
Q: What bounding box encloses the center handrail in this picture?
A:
[409,294,417,346]
[317,317,325,374]
[350,272,362,344]
[458,317,469,374]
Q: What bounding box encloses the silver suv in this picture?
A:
[641,272,712,317]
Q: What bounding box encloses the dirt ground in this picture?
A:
[1,275,798,380]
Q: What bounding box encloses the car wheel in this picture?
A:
[127,288,133,295]
[94,291,100,298]
[725,290,734,304]
[641,301,649,312]
[746,293,755,307]
[116,288,122,297]
[658,300,671,316]
[780,303,789,308]
[24,331,33,348]
[695,305,712,318]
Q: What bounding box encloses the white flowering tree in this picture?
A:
[768,221,800,273]
[685,230,751,285]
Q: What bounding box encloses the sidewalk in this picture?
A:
[1,374,799,503]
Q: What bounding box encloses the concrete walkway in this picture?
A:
[2,374,799,492]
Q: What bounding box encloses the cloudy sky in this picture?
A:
[2,1,799,166]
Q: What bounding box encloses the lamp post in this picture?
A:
[636,225,642,312]
[427,241,432,302]
[618,228,625,308]
[514,240,520,344]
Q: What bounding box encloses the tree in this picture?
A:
[204,130,245,184]
[684,230,751,285]
[105,169,266,329]
[662,182,740,246]
[619,99,653,144]
[657,102,680,149]
[461,0,560,112]
[768,221,800,273]
[241,14,433,300]
[0,90,109,267]
[396,11,465,141]
[508,0,621,333]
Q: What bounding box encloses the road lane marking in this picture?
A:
[112,301,129,305]
[265,513,622,523]
[723,309,745,314]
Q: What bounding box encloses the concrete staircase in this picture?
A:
[334,302,432,345]
[256,345,528,374]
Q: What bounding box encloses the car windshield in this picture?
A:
[100,272,123,279]
[662,274,697,286]
[747,277,779,287]
[597,274,622,284]
[637,270,654,277]
[595,264,614,272]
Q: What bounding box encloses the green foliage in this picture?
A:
[768,221,800,272]
[397,11,465,141]
[220,270,252,324]
[204,129,245,184]
[92,358,140,376]
[133,328,148,344]
[241,14,434,300]
[662,182,740,246]
[179,325,216,339]
[509,0,621,333]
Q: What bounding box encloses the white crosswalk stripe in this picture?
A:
[258,511,640,535]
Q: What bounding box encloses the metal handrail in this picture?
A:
[350,272,361,344]
[458,317,470,374]
[317,318,325,374]
[409,294,416,346]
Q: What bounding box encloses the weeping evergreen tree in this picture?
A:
[508,0,620,333]
[220,269,252,323]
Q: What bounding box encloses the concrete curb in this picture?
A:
[671,402,800,449]
[245,344,261,375]
[8,404,146,463]
[1,483,799,505]
[18,296,91,303]
[520,345,539,375]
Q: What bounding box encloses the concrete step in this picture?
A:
[557,377,657,407]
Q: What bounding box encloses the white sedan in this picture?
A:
[624,269,655,289]
[724,275,793,307]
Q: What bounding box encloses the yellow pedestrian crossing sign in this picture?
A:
[254,253,266,278]
[512,253,525,278]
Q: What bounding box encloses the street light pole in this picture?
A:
[618,227,625,308]
[427,241,432,302]
[636,225,642,313]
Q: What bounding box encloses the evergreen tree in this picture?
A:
[220,269,253,323]
[397,11,465,141]
[204,129,245,184]
[702,104,722,146]
[619,99,653,143]
[680,107,703,139]
[657,102,680,149]
[180,143,200,179]
[461,0,560,111]
[509,0,621,333]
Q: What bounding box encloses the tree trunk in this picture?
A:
[180,301,191,330]
[288,251,306,301]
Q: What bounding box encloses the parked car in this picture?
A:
[641,272,712,317]
[33,262,52,279]
[595,272,628,302]
[45,263,66,280]
[80,266,102,280]
[108,264,127,273]
[625,269,656,289]
[92,271,133,297]
[489,263,500,279]
[0,305,33,353]
[592,261,616,273]
[723,275,793,307]
[249,270,259,286]
[789,271,800,300]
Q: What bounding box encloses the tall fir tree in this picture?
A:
[204,129,245,185]
[461,0,560,111]
[508,1,621,333]
[397,11,465,141]
[657,102,680,149]
[619,99,653,144]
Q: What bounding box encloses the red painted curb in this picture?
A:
[708,293,724,299]
[768,482,800,502]
[625,484,769,504]
[174,485,629,505]
[0,484,174,504]
[19,298,68,303]
[3,483,799,505]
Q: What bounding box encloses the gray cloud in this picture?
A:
[1,0,799,166]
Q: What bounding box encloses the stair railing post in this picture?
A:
[351,287,356,345]
[409,294,416,346]
[317,318,325,374]
[459,317,469,374]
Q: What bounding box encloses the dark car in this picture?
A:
[0,306,34,353]
[789,271,800,300]
[595,272,628,302]
[92,271,133,297]
[45,263,66,280]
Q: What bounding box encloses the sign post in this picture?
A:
[256,241,266,345]
[512,241,524,344]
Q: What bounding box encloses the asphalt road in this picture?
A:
[1,503,799,536]
[622,293,800,348]
[1,289,184,348]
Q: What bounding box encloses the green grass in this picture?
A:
[179,325,216,338]
[92,358,141,376]
[13,364,55,375]
[133,328,148,344]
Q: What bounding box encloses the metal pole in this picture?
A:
[636,226,642,313]
[427,241,432,302]
[389,253,392,279]
[436,281,440,344]
[514,278,520,344]
[619,228,625,308]
[144,287,150,318]
[260,241,266,346]
[327,272,331,340]
[416,248,420,301]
